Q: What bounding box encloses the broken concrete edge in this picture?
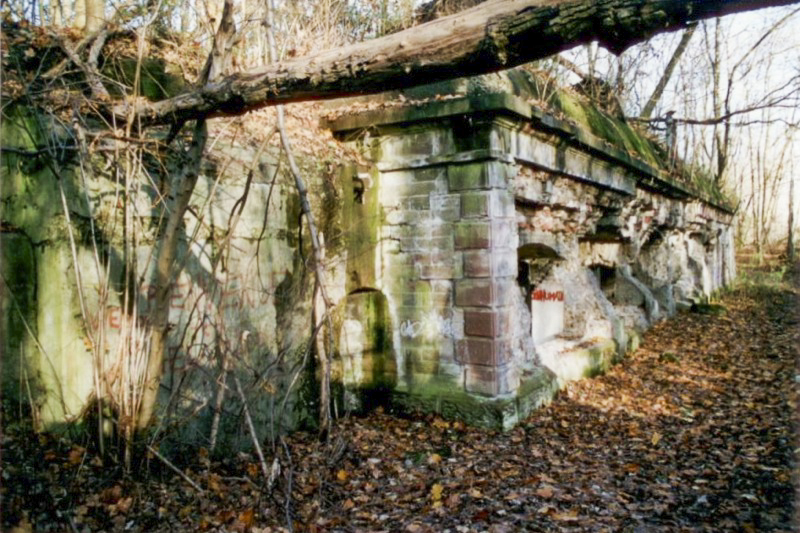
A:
[324,94,734,215]
[340,335,633,431]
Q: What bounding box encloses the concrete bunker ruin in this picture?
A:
[327,73,735,428]
[1,71,735,436]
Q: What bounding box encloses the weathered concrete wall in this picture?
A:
[1,106,338,446]
[3,75,738,435]
[327,78,736,428]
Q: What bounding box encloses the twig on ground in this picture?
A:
[233,375,270,481]
[280,436,295,533]
[146,444,204,493]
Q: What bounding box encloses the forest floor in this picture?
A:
[2,262,798,533]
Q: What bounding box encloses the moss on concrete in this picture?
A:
[549,91,663,169]
[0,233,40,408]
[342,367,559,430]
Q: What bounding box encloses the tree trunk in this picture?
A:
[72,0,85,29]
[115,0,800,125]
[83,0,104,33]
[640,23,696,119]
[137,0,237,429]
[789,175,795,263]
[137,120,208,429]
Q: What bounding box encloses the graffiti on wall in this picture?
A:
[532,289,564,302]
[531,284,565,344]
[399,311,454,339]
[96,271,277,368]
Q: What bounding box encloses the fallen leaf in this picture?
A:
[552,509,579,521]
[236,508,254,529]
[432,418,450,429]
[68,446,85,465]
[446,493,461,508]
[116,497,133,514]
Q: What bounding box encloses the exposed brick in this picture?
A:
[429,280,454,307]
[464,310,498,338]
[454,221,491,249]
[455,279,494,307]
[456,338,493,366]
[419,263,459,280]
[400,281,432,307]
[455,279,518,307]
[398,235,430,252]
[462,308,513,339]
[463,250,491,278]
[456,337,511,366]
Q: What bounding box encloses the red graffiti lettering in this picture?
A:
[532,290,564,302]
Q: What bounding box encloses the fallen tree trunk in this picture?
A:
[116,0,799,125]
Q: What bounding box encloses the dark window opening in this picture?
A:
[591,264,616,299]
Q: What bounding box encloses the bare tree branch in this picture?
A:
[109,0,800,125]
[635,94,800,126]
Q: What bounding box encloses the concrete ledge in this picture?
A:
[386,368,559,430]
[325,93,734,215]
[339,332,640,430]
[325,94,531,134]
[341,368,558,431]
[542,337,618,384]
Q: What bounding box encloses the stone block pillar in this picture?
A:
[449,161,520,396]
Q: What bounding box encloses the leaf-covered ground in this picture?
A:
[3,270,798,532]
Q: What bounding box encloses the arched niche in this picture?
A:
[517,242,563,289]
[337,289,396,403]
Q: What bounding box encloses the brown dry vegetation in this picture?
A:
[2,261,798,532]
